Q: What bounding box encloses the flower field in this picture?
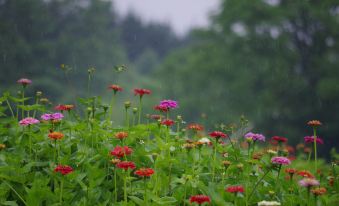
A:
[0,78,338,206]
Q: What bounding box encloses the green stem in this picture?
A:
[32,96,39,118]
[212,138,218,182]
[60,178,64,205]
[54,140,57,164]
[114,168,117,203]
[228,136,238,161]
[248,169,270,201]
[21,88,25,118]
[125,108,129,128]
[138,97,142,124]
[108,94,115,124]
[144,178,147,204]
[275,165,282,192]
[4,181,27,205]
[124,171,128,204]
[28,125,32,158]
[6,99,15,118]
[313,128,318,174]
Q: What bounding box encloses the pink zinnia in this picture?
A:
[17,78,32,86]
[19,117,40,126]
[271,156,291,165]
[41,113,64,121]
[159,100,178,109]
[299,178,319,187]
[245,132,265,142]
[304,136,324,144]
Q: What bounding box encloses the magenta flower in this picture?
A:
[304,136,324,144]
[159,100,178,109]
[41,113,64,121]
[17,78,32,86]
[19,117,40,126]
[299,178,319,187]
[271,156,291,165]
[245,132,265,142]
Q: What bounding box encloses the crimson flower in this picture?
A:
[226,185,245,193]
[304,136,324,144]
[134,88,151,97]
[110,146,133,158]
[161,119,175,127]
[154,105,169,113]
[108,84,123,94]
[134,168,155,177]
[116,161,136,170]
[55,104,74,111]
[271,136,288,144]
[209,131,227,139]
[189,195,211,205]
[54,165,73,175]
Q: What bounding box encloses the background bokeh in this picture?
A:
[0,0,338,158]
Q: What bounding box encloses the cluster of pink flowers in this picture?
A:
[304,136,324,144]
[41,113,64,121]
[245,132,265,142]
[271,156,291,165]
[19,117,40,126]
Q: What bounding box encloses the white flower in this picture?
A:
[258,200,281,206]
[198,137,211,144]
[170,146,176,152]
[139,140,144,144]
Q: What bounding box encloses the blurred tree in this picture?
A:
[156,0,339,154]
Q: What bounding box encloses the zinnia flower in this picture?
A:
[159,99,178,109]
[108,84,123,93]
[285,168,297,174]
[209,131,227,139]
[110,158,121,165]
[257,200,281,206]
[17,78,32,86]
[48,132,64,140]
[297,170,314,178]
[110,146,133,158]
[197,137,211,145]
[161,119,175,127]
[311,187,326,196]
[189,195,211,205]
[245,132,265,142]
[41,113,64,121]
[226,185,245,193]
[154,104,169,112]
[116,161,136,170]
[55,104,74,111]
[134,168,155,177]
[133,88,151,97]
[271,136,288,143]
[150,114,163,120]
[19,117,40,126]
[187,123,204,131]
[271,156,291,165]
[115,132,128,140]
[299,178,319,187]
[304,136,324,144]
[54,165,73,175]
[307,120,322,127]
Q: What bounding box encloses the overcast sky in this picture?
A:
[113,0,220,36]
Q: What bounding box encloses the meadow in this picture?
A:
[0,78,338,206]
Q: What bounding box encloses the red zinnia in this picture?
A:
[297,170,314,178]
[189,195,211,205]
[54,165,73,175]
[134,168,155,177]
[154,105,169,113]
[209,131,227,139]
[108,84,123,94]
[285,168,297,174]
[55,104,74,111]
[226,185,245,193]
[115,132,128,140]
[116,161,136,170]
[161,119,175,127]
[134,88,151,97]
[271,136,288,143]
[187,123,204,131]
[110,146,133,158]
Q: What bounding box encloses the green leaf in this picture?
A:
[129,196,144,206]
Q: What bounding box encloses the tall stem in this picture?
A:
[114,168,117,203]
[6,99,15,118]
[228,137,238,161]
[54,140,57,164]
[28,125,32,158]
[248,169,270,201]
[125,108,129,128]
[108,94,115,124]
[124,171,128,204]
[21,88,25,118]
[144,178,147,204]
[138,97,142,124]
[60,178,64,205]
[313,128,318,174]
[212,138,218,182]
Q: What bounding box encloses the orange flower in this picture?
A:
[115,132,128,140]
[187,123,204,131]
[297,170,314,178]
[48,132,64,140]
[108,84,123,94]
[134,168,155,177]
[307,120,322,127]
[55,104,74,111]
[311,187,326,196]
